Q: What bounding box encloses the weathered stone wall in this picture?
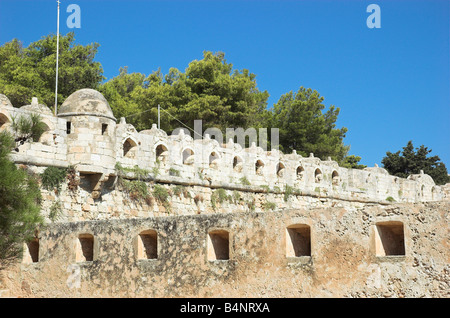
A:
[0,90,445,216]
[25,161,446,224]
[1,202,448,298]
[30,164,381,222]
[1,90,449,298]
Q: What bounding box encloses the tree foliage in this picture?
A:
[1,33,361,164]
[99,51,269,133]
[264,87,349,162]
[340,155,367,169]
[11,113,47,144]
[0,32,104,109]
[0,131,44,268]
[382,140,450,185]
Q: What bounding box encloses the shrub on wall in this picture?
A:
[48,200,63,221]
[153,184,169,202]
[123,180,149,201]
[173,185,190,198]
[263,201,276,211]
[239,176,251,186]
[11,113,47,144]
[153,184,171,213]
[169,168,180,177]
[115,163,152,204]
[41,167,67,193]
[0,131,44,268]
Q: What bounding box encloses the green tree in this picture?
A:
[0,32,104,110]
[382,140,450,185]
[99,67,149,131]
[265,86,349,162]
[180,51,269,131]
[100,51,269,133]
[100,67,182,132]
[0,131,44,268]
[340,155,367,169]
[11,113,47,146]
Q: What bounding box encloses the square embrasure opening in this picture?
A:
[23,238,39,264]
[137,230,158,260]
[207,230,229,261]
[374,221,405,257]
[286,224,311,257]
[76,233,95,262]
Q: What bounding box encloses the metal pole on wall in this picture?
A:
[54,0,60,116]
[158,104,160,129]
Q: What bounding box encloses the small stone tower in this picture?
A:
[58,89,117,196]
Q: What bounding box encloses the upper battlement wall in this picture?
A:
[114,122,442,203]
[0,90,445,214]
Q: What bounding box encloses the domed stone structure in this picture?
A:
[58,88,115,120]
[59,88,117,177]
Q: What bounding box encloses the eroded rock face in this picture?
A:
[1,202,449,298]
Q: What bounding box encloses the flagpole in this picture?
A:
[54,0,60,116]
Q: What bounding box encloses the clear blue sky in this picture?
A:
[0,0,449,168]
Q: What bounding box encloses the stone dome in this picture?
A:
[58,89,115,120]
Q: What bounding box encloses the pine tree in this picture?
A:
[265,87,349,162]
[0,131,44,268]
[382,140,450,185]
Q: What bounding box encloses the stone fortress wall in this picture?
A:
[2,202,450,298]
[0,89,446,221]
[0,89,448,298]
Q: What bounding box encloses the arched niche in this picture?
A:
[232,156,243,172]
[182,148,195,165]
[276,162,285,177]
[155,143,169,164]
[255,159,265,176]
[209,151,220,169]
[296,166,305,180]
[331,170,340,185]
[0,112,11,131]
[123,138,137,158]
[314,168,322,183]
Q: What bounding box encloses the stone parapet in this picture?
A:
[0,89,446,224]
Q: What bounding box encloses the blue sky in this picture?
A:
[0,0,449,168]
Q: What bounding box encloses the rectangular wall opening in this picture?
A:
[76,234,94,262]
[23,238,39,263]
[79,173,102,200]
[207,230,229,261]
[137,230,158,260]
[374,221,405,256]
[286,224,311,257]
[66,121,72,134]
